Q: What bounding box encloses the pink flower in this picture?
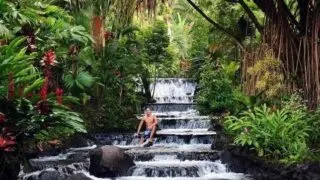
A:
[40,50,57,66]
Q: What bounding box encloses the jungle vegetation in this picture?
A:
[0,0,319,178]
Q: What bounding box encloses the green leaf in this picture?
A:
[23,78,44,95]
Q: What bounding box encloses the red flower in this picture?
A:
[40,77,48,100]
[0,136,5,148]
[0,136,16,151]
[55,88,63,105]
[0,113,5,123]
[40,50,57,66]
[8,72,14,100]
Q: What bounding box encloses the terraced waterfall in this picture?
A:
[20,78,250,180]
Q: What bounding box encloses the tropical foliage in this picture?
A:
[225,96,310,164]
[0,1,89,178]
[0,0,320,178]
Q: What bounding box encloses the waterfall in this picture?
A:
[20,78,250,180]
[150,78,196,103]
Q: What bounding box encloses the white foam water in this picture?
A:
[29,153,73,162]
[150,78,196,103]
[78,163,250,180]
[68,145,97,151]
[153,109,200,117]
[159,120,211,129]
[156,129,216,136]
[135,160,223,168]
[118,144,213,152]
[19,168,56,180]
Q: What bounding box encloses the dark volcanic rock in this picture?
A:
[89,145,135,178]
[221,146,320,180]
[20,162,90,180]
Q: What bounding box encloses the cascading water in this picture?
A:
[20,78,250,180]
[150,78,196,103]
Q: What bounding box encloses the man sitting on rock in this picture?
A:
[135,108,158,147]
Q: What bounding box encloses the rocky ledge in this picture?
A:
[220,145,320,180]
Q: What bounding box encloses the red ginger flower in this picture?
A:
[55,88,63,105]
[40,77,48,100]
[40,50,57,66]
[8,72,14,100]
[0,113,5,123]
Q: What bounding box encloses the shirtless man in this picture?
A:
[135,108,157,146]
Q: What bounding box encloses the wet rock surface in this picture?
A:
[21,162,90,180]
[221,146,320,180]
[89,145,135,178]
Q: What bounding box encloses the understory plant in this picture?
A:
[224,94,310,164]
[0,1,90,177]
[197,57,239,114]
[0,37,87,148]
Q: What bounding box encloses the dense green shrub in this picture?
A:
[197,58,239,114]
[306,109,320,149]
[224,96,310,164]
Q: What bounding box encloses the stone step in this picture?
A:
[80,171,249,180]
[127,160,231,177]
[158,120,212,130]
[154,96,194,103]
[147,103,196,112]
[158,116,210,120]
[137,109,199,118]
[136,116,211,121]
[94,133,214,146]
[126,148,219,162]
[117,173,249,180]
[156,129,216,136]
[124,144,213,153]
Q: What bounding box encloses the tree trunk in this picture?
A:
[242,0,320,108]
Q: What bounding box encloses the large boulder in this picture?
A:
[89,145,135,177]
